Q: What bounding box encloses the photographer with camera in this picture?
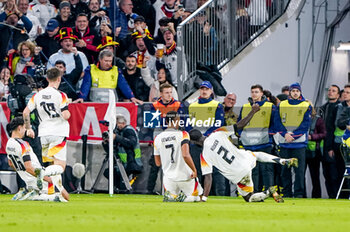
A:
[102,114,143,192]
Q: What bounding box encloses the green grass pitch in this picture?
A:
[0,194,349,232]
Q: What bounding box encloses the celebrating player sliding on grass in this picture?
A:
[5,117,69,202]
[154,111,203,202]
[190,126,298,203]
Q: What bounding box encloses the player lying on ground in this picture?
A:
[6,117,69,202]
[154,111,203,202]
[189,126,298,203]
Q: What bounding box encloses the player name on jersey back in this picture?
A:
[154,129,192,181]
[161,136,176,142]
[27,87,70,137]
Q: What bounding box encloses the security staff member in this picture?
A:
[78,50,142,104]
[274,82,311,198]
[187,81,225,193]
[238,84,275,192]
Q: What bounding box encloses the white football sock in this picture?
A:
[183,196,201,202]
[253,152,282,164]
[50,175,64,193]
[32,193,58,201]
[43,165,64,176]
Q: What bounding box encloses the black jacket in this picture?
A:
[35,32,60,63]
[0,26,29,67]
[70,1,90,18]
[131,0,156,35]
[336,101,350,130]
[54,15,76,29]
[123,68,150,101]
[58,54,83,100]
[320,100,340,152]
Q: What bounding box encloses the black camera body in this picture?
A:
[102,131,109,140]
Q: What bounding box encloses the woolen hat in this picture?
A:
[289,82,301,91]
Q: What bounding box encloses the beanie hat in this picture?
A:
[59,1,71,10]
[289,82,301,92]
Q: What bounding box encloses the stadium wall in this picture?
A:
[221,0,350,106]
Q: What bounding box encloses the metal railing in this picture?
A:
[176,0,290,100]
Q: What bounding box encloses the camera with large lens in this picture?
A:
[102,131,109,140]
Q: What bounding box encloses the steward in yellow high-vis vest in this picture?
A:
[238,97,275,150]
[78,50,142,104]
[187,81,225,136]
[275,82,311,198]
[275,88,312,149]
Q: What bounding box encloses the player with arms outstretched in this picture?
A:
[190,126,298,203]
[23,67,71,196]
[154,111,203,202]
[6,117,69,201]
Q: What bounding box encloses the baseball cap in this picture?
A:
[200,81,213,89]
[134,15,145,23]
[46,19,59,32]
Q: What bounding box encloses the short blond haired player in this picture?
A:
[154,111,203,202]
[23,67,71,196]
[190,126,298,203]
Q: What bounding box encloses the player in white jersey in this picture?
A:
[6,117,69,202]
[154,111,203,202]
[190,126,298,203]
[23,67,71,195]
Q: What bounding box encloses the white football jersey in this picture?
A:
[6,138,41,188]
[27,87,70,137]
[154,128,192,181]
[201,127,257,184]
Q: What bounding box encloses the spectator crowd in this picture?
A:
[0,0,348,199]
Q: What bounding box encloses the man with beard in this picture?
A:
[88,0,110,31]
[47,27,89,74]
[122,55,153,101]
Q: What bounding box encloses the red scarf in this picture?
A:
[161,4,175,18]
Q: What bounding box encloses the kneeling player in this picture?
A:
[154,112,203,202]
[190,126,298,203]
[6,117,69,202]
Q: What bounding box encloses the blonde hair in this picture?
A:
[18,41,36,57]
[306,100,316,118]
